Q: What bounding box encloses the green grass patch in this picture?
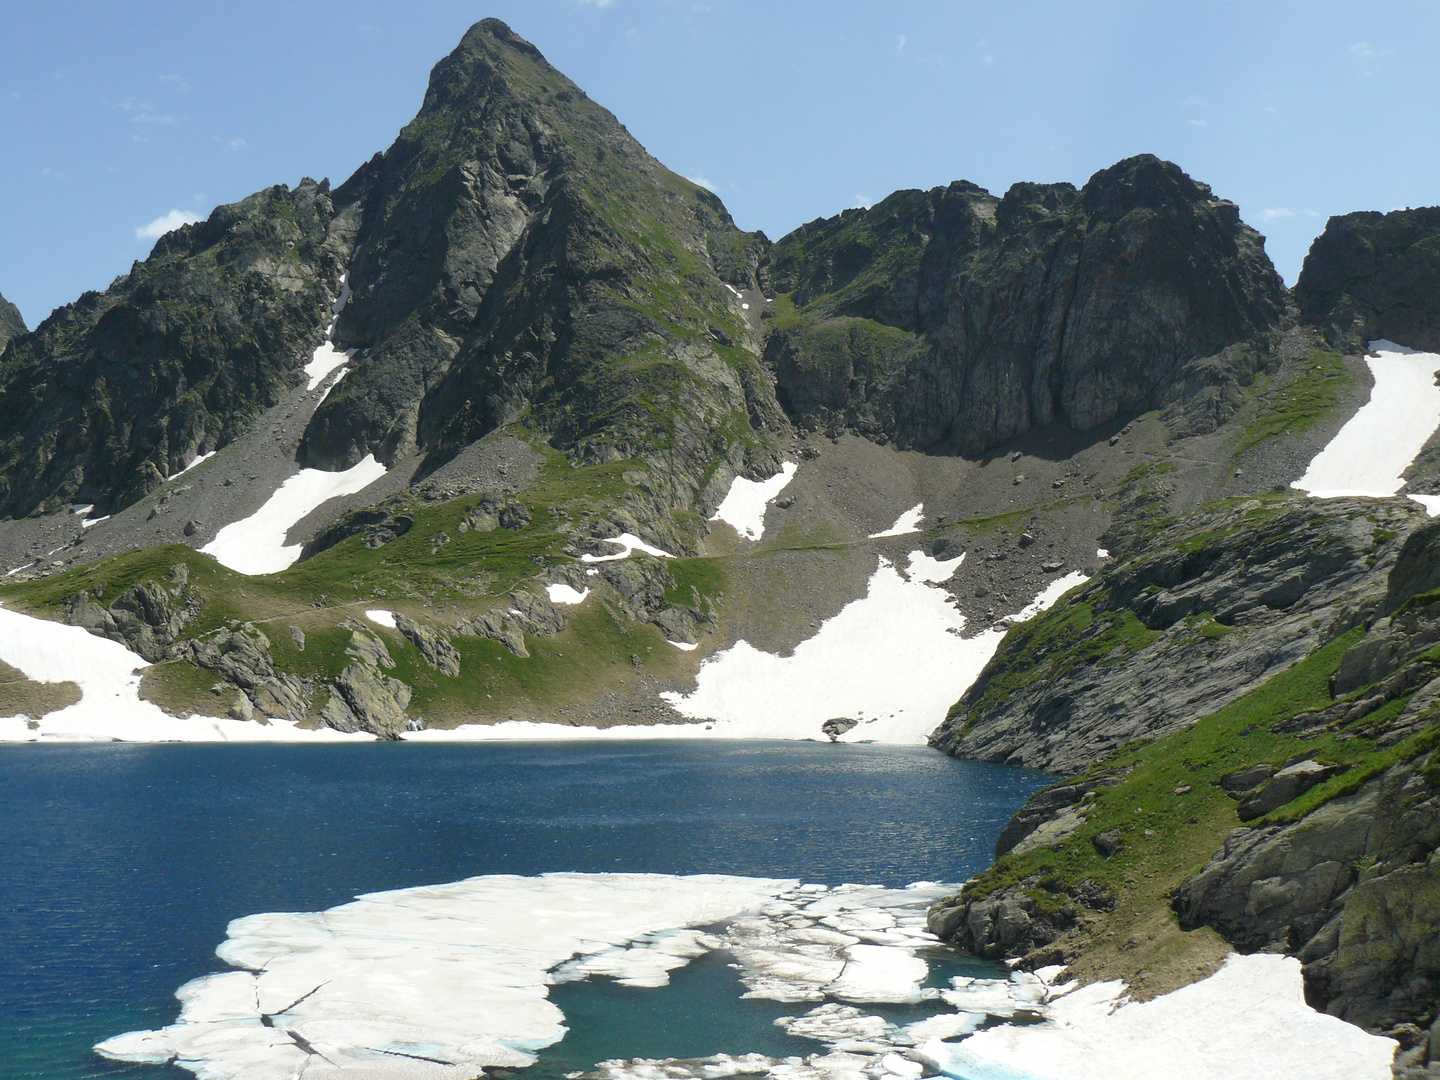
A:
[1233,348,1354,457]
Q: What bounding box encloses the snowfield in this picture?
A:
[1293,339,1440,513]
[0,603,372,743]
[200,454,389,575]
[710,461,797,541]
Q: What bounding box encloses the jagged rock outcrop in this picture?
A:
[181,625,308,721]
[1296,206,1440,353]
[762,156,1288,454]
[300,19,783,549]
[0,290,24,352]
[65,565,199,662]
[927,878,1114,961]
[395,614,461,676]
[320,661,414,739]
[0,181,350,517]
[1175,748,1440,1034]
[454,588,566,657]
[932,496,1419,774]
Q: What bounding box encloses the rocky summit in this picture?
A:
[1,17,1439,1070]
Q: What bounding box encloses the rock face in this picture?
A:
[0,290,24,352]
[320,661,414,739]
[66,572,200,663]
[301,19,783,544]
[1296,206,1440,353]
[0,181,348,517]
[181,625,309,721]
[1175,749,1440,1033]
[927,878,1113,961]
[762,156,1288,454]
[931,496,1418,774]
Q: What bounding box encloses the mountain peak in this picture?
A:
[0,290,24,352]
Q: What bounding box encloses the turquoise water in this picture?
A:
[0,740,1048,1079]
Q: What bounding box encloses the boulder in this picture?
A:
[394,614,462,677]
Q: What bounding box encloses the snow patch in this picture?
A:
[546,583,591,605]
[710,462,797,541]
[176,450,215,477]
[0,603,373,743]
[938,953,1396,1080]
[81,515,110,529]
[579,533,676,562]
[200,455,389,575]
[1096,548,1110,559]
[303,273,356,390]
[364,609,397,628]
[668,639,700,651]
[869,504,924,538]
[657,556,1086,744]
[1293,340,1440,503]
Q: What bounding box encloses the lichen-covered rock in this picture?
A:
[394,614,461,677]
[320,661,414,739]
[1296,206,1440,353]
[453,589,564,658]
[180,624,308,721]
[344,626,394,669]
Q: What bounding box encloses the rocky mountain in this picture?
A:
[0,17,1438,1066]
[0,182,346,517]
[1297,207,1440,354]
[0,290,23,352]
[761,156,1288,453]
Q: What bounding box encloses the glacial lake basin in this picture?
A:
[0,739,1050,1079]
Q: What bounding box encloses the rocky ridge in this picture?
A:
[0,290,23,352]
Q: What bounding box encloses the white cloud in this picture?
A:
[117,96,177,125]
[1189,119,1207,127]
[1349,41,1377,60]
[578,0,616,7]
[897,34,907,55]
[215,136,249,152]
[1257,208,1296,222]
[688,174,716,192]
[136,209,202,241]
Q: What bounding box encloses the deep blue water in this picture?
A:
[0,740,1048,1080]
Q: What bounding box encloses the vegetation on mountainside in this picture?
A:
[1231,347,1354,458]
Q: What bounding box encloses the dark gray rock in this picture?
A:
[927,878,1112,961]
[1296,206,1440,353]
[344,626,395,669]
[994,776,1119,859]
[1176,750,1440,1032]
[181,625,308,721]
[0,290,25,352]
[763,156,1287,456]
[0,180,347,518]
[288,625,306,652]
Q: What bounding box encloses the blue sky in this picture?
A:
[2,1,1437,327]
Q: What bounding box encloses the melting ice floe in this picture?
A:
[657,555,1088,744]
[200,454,389,575]
[0,602,372,743]
[303,273,356,391]
[95,875,949,1079]
[711,462,798,541]
[870,504,925,539]
[580,533,677,562]
[1292,339,1440,515]
[96,875,1395,1080]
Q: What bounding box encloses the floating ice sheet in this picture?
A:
[710,462,798,541]
[201,454,389,575]
[1293,340,1440,510]
[98,876,963,1080]
[0,603,373,743]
